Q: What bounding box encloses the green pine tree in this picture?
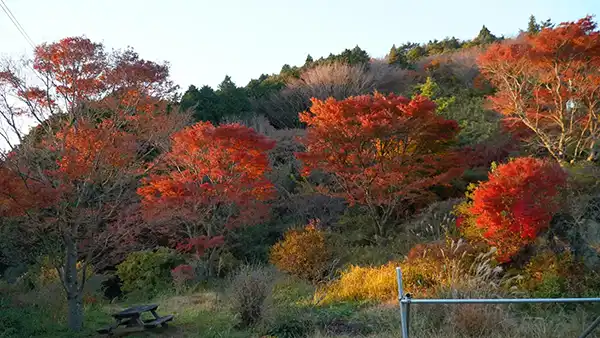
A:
[216,76,252,122]
[527,15,540,34]
[348,46,370,65]
[180,85,200,112]
[305,54,314,66]
[180,85,223,123]
[474,25,498,45]
[280,64,292,74]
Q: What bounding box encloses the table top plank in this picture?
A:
[113,304,158,319]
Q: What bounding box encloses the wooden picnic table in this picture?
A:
[97,304,174,336]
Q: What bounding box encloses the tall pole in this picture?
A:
[396,267,410,338]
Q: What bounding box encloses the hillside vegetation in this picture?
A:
[2,15,600,338]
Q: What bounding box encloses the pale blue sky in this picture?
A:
[1,0,598,91]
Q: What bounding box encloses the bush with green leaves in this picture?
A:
[116,247,184,297]
[514,249,600,299]
[444,96,501,146]
[265,315,312,338]
[414,76,501,147]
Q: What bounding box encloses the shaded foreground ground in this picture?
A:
[3,276,600,338]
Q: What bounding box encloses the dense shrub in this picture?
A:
[443,96,501,146]
[1,264,27,285]
[413,75,501,147]
[116,247,184,297]
[516,249,600,298]
[0,296,74,337]
[311,303,373,336]
[455,157,567,262]
[520,251,570,298]
[0,219,41,274]
[316,239,491,304]
[270,220,333,283]
[228,265,275,327]
[315,262,398,304]
[265,316,312,338]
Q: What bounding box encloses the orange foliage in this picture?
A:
[0,35,182,331]
[17,87,55,108]
[137,122,276,257]
[30,36,176,118]
[456,157,567,262]
[50,120,137,183]
[478,16,600,162]
[269,220,331,283]
[0,116,145,222]
[34,37,107,103]
[298,93,461,236]
[0,37,178,223]
[0,164,56,217]
[104,48,173,99]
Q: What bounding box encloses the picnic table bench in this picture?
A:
[97,304,174,336]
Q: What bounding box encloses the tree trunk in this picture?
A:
[67,292,83,331]
[65,236,83,331]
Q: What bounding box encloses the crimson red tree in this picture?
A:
[478,16,600,163]
[137,122,276,274]
[456,157,567,262]
[298,93,461,236]
[0,37,186,330]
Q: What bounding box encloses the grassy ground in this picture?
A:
[3,276,600,337]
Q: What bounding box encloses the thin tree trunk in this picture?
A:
[65,236,83,331]
[67,292,83,331]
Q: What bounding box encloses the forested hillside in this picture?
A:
[2,14,600,338]
[180,20,507,128]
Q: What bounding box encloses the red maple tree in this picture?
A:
[456,157,567,262]
[298,93,461,236]
[137,122,276,273]
[0,37,186,330]
[478,16,600,163]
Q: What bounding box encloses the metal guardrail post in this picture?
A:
[395,266,600,337]
[396,267,410,338]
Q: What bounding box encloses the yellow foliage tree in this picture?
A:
[270,220,332,283]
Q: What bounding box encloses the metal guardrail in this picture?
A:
[396,267,600,338]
